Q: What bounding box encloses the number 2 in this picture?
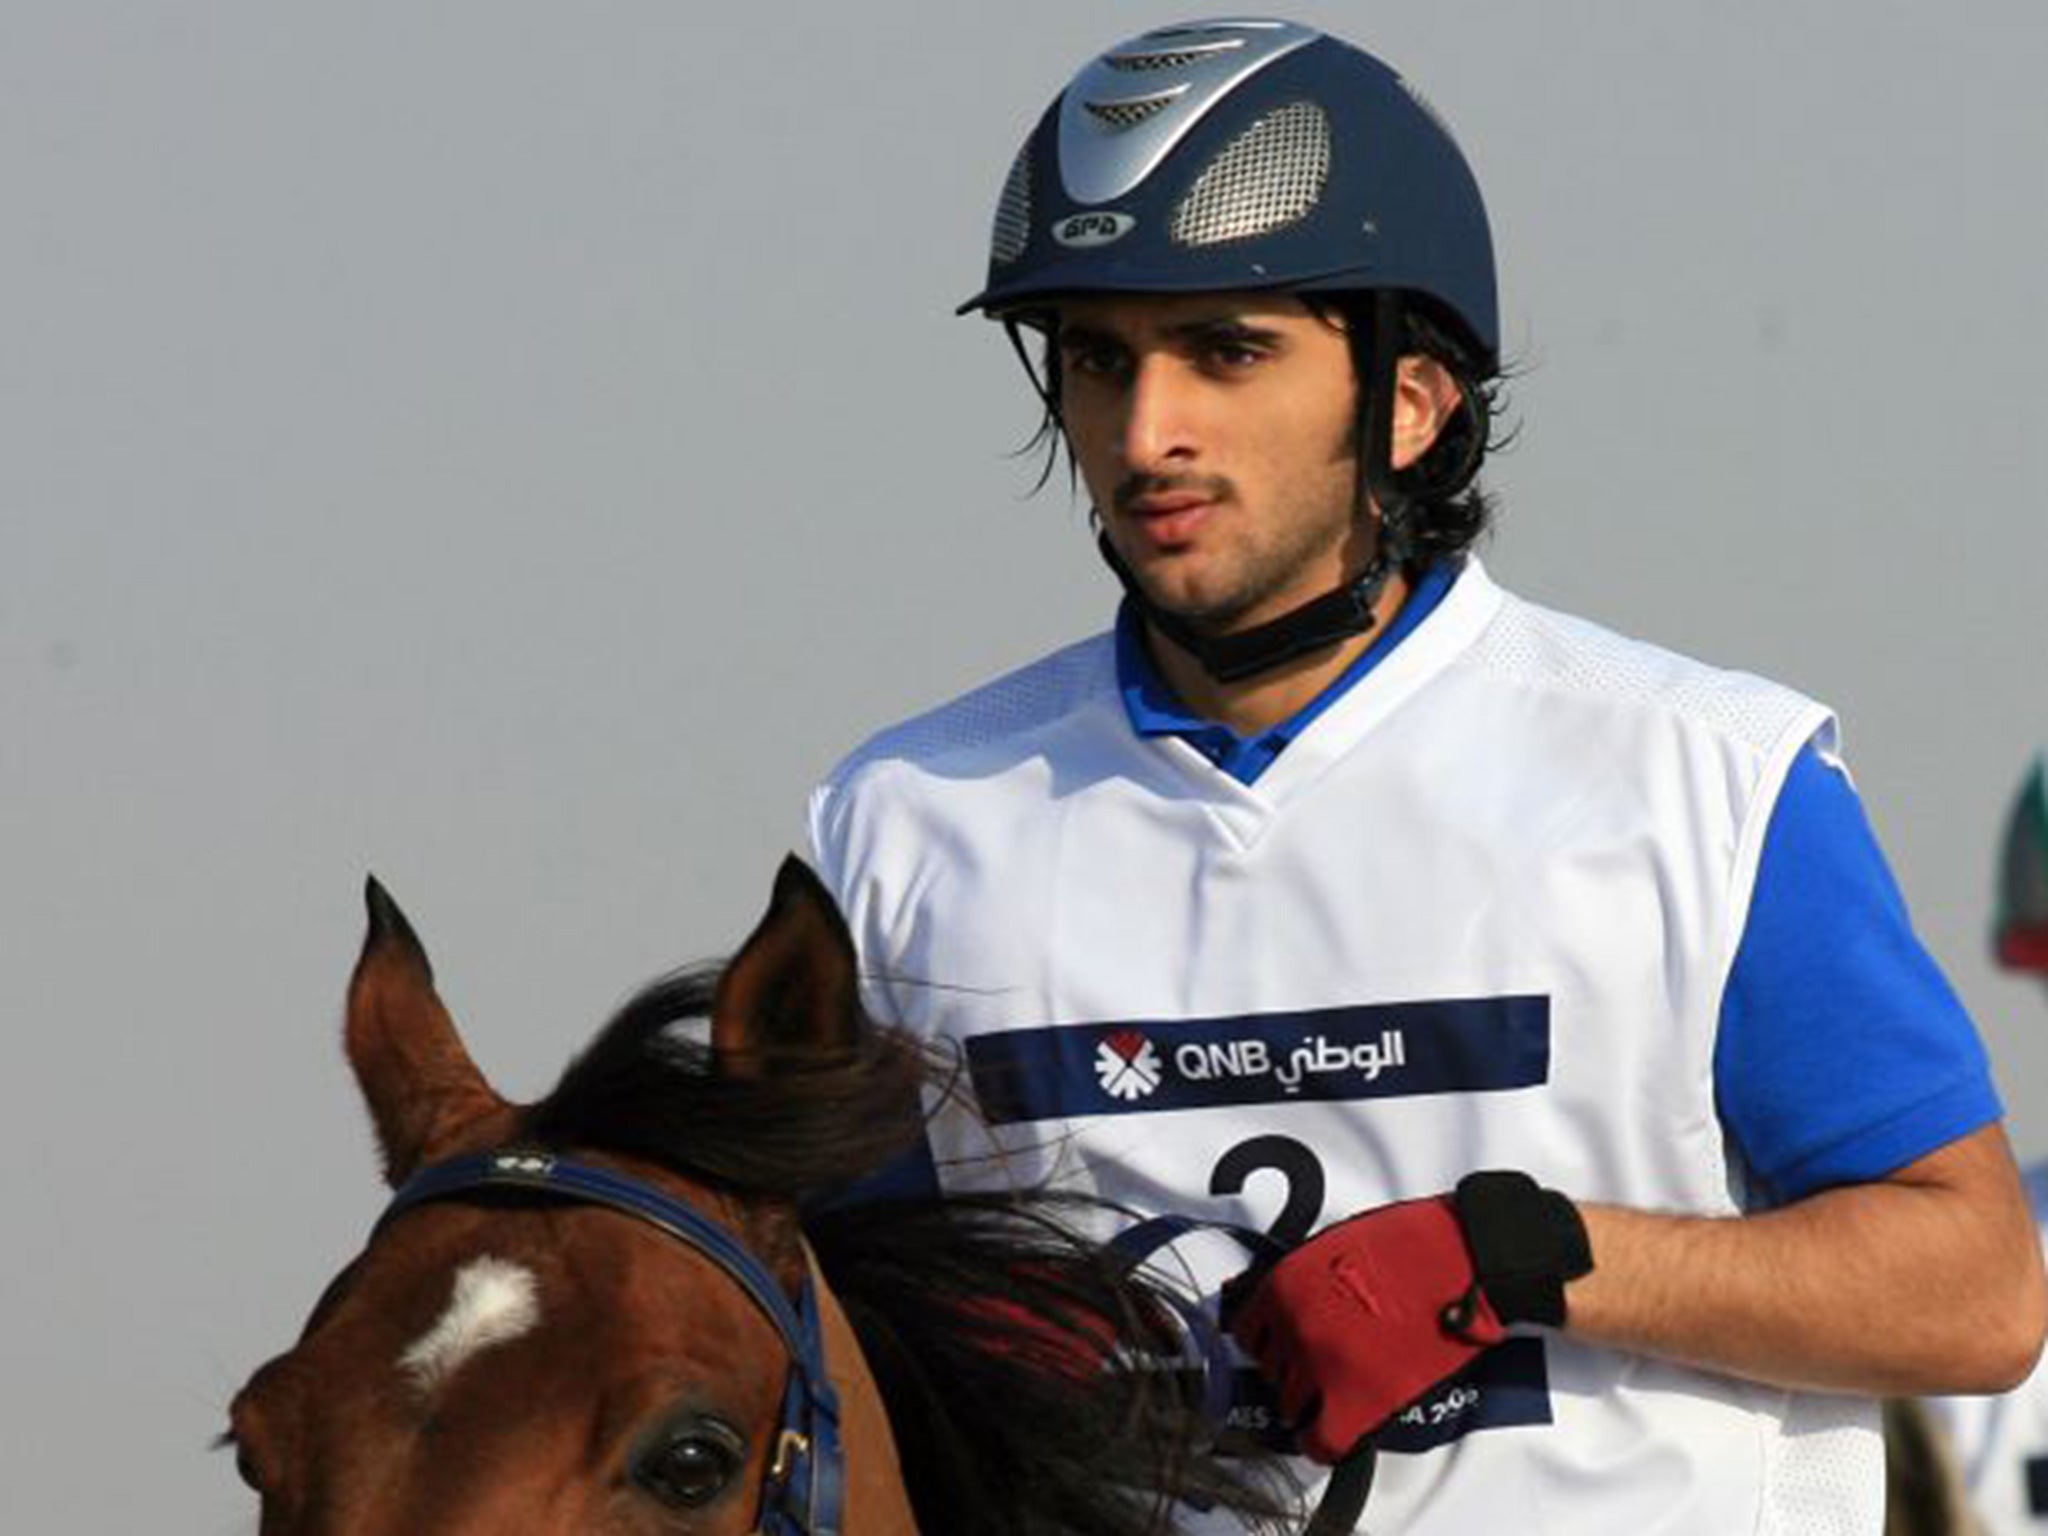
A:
[1210,1134,1326,1248]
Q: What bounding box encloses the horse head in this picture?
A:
[226,857,919,1535]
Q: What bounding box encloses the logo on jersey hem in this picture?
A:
[1221,1338,1554,1455]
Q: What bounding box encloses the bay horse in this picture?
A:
[224,857,1291,1535]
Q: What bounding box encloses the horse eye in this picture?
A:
[631,1423,743,1509]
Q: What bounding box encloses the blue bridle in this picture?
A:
[377,1149,847,1536]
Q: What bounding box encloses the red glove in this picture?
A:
[1226,1172,1591,1463]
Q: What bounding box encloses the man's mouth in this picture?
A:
[1120,488,1221,548]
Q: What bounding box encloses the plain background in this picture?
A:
[3,5,2044,1528]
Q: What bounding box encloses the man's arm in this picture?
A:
[1567,1122,2048,1395]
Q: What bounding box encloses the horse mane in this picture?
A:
[806,1194,1295,1535]
[520,963,930,1197]
[518,965,1295,1536]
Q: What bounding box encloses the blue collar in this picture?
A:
[1116,560,1459,785]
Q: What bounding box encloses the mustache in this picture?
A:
[1111,473,1234,513]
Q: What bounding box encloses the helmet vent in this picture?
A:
[990,143,1033,264]
[1145,21,1292,40]
[1083,91,1185,131]
[1052,20,1318,205]
[1103,40,1245,73]
[1170,100,1330,247]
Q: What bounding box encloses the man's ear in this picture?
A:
[1389,354,1465,472]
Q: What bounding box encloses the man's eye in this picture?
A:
[1064,347,1124,379]
[1205,342,1264,371]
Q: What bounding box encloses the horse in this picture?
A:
[1882,1399,1985,1536]
[223,857,1293,1535]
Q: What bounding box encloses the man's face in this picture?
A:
[1054,291,1364,635]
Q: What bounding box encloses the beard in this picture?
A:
[1106,471,1369,636]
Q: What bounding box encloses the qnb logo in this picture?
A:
[1175,1030,1409,1096]
[1095,1028,1163,1101]
[1053,211,1137,249]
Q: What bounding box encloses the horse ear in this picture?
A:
[346,877,515,1185]
[712,857,862,1074]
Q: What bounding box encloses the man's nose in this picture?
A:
[1120,357,1200,472]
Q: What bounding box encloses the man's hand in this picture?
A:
[1226,1172,1592,1462]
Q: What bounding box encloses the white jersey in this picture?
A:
[1930,1161,2048,1533]
[810,560,1880,1534]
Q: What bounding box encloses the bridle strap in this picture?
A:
[378,1150,845,1536]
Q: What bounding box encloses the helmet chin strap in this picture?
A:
[1100,291,1413,687]
[1096,530,1402,684]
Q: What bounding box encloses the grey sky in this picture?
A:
[3,4,2044,1528]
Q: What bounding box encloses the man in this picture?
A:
[1929,755,2048,1533]
[809,19,2045,1532]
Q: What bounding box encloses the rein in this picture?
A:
[1111,1215,1379,1536]
[378,1150,845,1536]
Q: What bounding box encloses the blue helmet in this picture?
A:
[960,17,1498,371]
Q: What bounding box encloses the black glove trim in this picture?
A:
[1452,1171,1594,1328]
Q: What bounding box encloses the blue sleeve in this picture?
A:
[1714,742,2001,1205]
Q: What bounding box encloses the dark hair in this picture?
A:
[1008,289,1509,570]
